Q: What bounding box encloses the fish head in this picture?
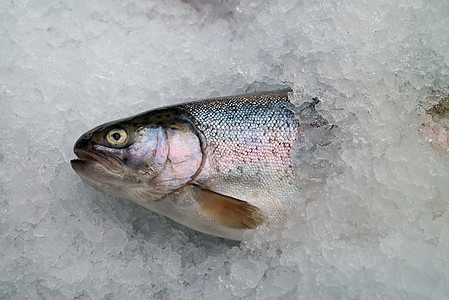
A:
[71,109,204,203]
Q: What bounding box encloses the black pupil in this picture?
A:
[112,133,121,141]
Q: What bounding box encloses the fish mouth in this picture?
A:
[72,147,123,170]
[71,147,126,186]
[71,147,101,164]
[71,147,109,169]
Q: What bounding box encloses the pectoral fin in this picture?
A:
[191,185,265,229]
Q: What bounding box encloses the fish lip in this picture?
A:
[70,147,104,173]
[72,147,101,163]
[70,158,129,188]
[71,146,124,174]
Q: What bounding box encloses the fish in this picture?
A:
[71,89,302,240]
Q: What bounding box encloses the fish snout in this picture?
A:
[74,131,94,151]
[72,131,99,163]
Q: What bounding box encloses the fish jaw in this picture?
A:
[71,146,133,194]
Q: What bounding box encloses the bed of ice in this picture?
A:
[1,0,449,299]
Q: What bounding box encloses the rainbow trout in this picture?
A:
[71,89,301,240]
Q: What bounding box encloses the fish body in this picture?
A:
[71,89,299,240]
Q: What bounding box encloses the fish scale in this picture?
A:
[179,89,298,177]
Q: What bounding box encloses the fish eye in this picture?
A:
[105,128,128,147]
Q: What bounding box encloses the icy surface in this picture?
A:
[1,0,449,299]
